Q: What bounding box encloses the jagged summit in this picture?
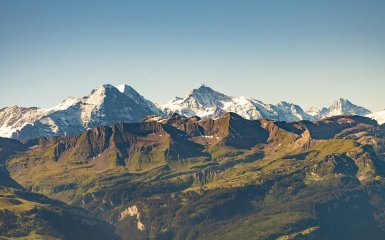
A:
[116,83,130,93]
[329,98,371,116]
[189,83,212,92]
[186,84,228,98]
[116,83,143,98]
[115,83,162,115]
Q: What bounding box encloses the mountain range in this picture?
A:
[0,83,383,141]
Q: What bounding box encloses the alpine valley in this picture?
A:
[1,84,385,239]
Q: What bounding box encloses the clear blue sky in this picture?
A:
[1,0,385,111]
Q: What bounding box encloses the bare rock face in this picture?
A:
[119,205,145,231]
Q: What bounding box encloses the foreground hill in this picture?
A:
[0,137,118,239]
[3,113,385,239]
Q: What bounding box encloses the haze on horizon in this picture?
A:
[1,0,385,111]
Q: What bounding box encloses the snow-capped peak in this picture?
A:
[328,98,371,117]
[187,85,232,107]
[0,83,164,141]
[161,85,235,117]
[329,98,351,111]
[305,98,372,119]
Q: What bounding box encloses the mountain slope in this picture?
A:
[5,113,385,239]
[0,186,119,240]
[0,137,118,240]
[0,84,163,141]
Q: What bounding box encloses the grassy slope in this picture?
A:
[5,115,385,239]
[0,184,120,240]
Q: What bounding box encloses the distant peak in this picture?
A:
[90,84,117,94]
[115,84,145,102]
[189,84,226,97]
[116,83,128,93]
[195,84,214,92]
[186,84,231,102]
[333,98,351,105]
[116,83,136,94]
[326,98,372,116]
[328,98,352,110]
[101,84,116,89]
[89,83,141,98]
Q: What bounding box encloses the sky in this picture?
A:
[1,0,385,111]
